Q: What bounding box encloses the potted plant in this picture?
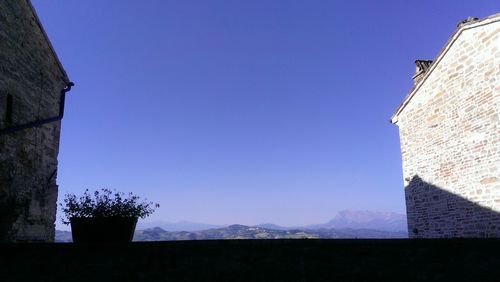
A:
[60,189,159,243]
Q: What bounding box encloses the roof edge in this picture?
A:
[26,0,70,84]
[390,13,500,124]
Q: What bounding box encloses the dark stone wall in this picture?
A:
[0,0,68,242]
[0,239,499,281]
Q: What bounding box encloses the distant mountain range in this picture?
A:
[133,225,407,241]
[305,210,407,231]
[136,221,222,232]
[136,210,407,232]
[55,210,408,242]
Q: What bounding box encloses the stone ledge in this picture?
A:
[1,239,499,281]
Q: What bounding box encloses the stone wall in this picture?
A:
[394,17,500,237]
[0,0,69,241]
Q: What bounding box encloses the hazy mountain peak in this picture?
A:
[332,210,405,222]
[315,210,407,231]
[146,227,166,233]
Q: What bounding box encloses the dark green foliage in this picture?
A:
[60,189,159,224]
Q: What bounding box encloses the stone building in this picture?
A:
[391,14,500,238]
[0,0,72,242]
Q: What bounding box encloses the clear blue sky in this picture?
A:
[31,1,499,229]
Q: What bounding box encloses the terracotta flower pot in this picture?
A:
[70,217,138,243]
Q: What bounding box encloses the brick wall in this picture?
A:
[0,0,69,242]
[394,17,500,238]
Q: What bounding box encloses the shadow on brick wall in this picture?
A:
[405,175,500,238]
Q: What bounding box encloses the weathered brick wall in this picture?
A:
[395,18,500,238]
[0,0,69,241]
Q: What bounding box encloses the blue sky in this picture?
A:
[31,1,499,229]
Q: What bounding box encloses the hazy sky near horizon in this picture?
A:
[31,1,499,230]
